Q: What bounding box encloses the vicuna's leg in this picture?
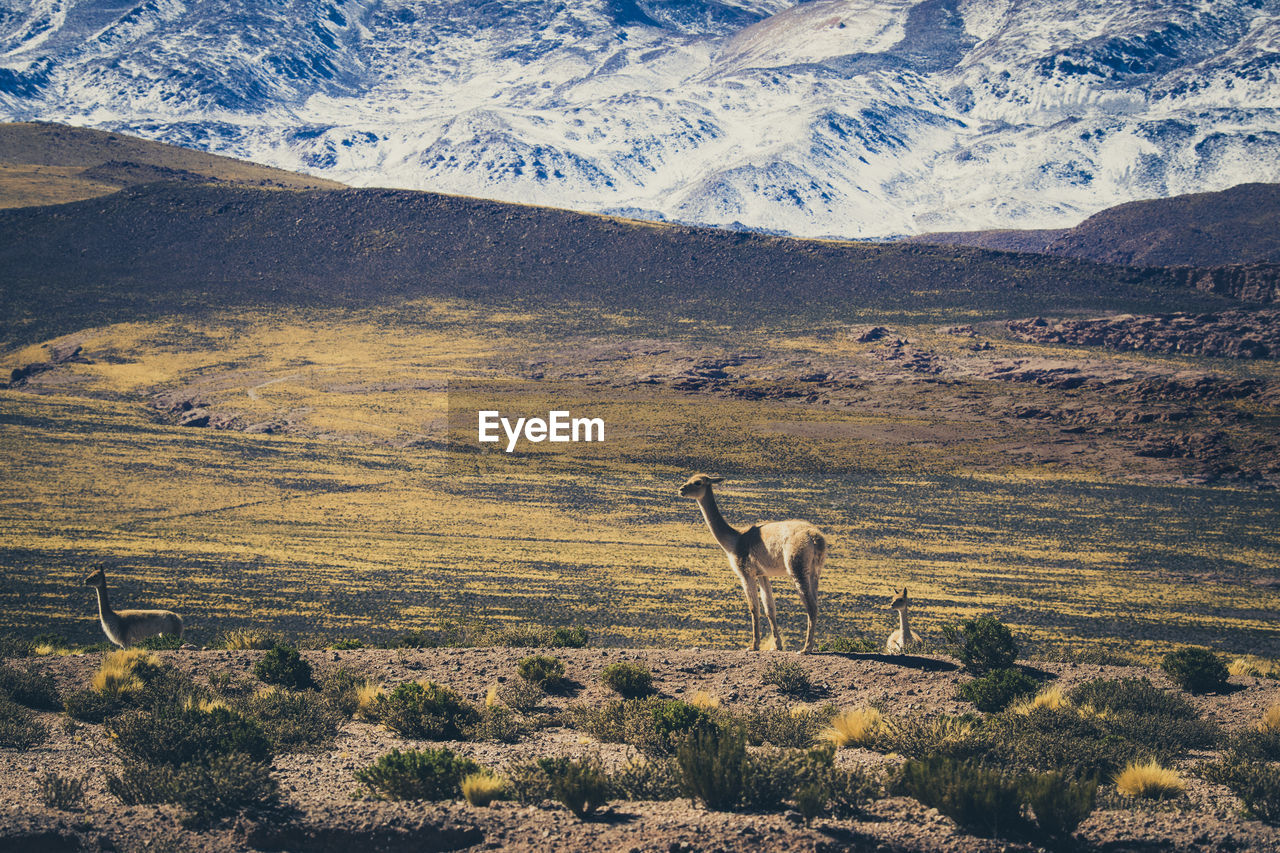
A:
[757,578,784,651]
[790,554,819,654]
[738,572,762,651]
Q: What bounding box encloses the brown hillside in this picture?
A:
[0,121,343,209]
[907,183,1280,269]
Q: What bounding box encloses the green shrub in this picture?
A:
[600,661,654,698]
[0,664,60,710]
[943,615,1018,674]
[608,757,683,801]
[330,638,364,650]
[574,697,717,756]
[245,687,342,753]
[39,772,85,811]
[356,746,481,800]
[136,634,184,651]
[1229,728,1280,763]
[494,678,545,713]
[373,681,480,740]
[740,704,835,748]
[762,658,813,697]
[1203,757,1280,823]
[382,629,438,649]
[816,636,879,654]
[1162,647,1230,694]
[896,756,1026,838]
[0,634,32,658]
[0,697,47,748]
[1067,678,1219,757]
[984,706,1138,778]
[550,626,589,648]
[882,714,986,761]
[474,705,524,743]
[1022,771,1097,837]
[109,754,277,827]
[825,765,883,818]
[538,755,609,819]
[63,688,128,723]
[107,704,271,766]
[506,760,556,804]
[317,667,366,717]
[517,655,566,690]
[253,645,314,690]
[958,668,1039,712]
[676,724,748,810]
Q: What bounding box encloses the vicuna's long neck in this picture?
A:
[93,582,116,625]
[897,604,911,638]
[696,488,740,553]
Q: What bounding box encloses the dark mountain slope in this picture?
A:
[907,183,1280,268]
[0,122,343,209]
[0,182,1235,345]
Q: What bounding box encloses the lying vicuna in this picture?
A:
[83,566,183,648]
[885,587,922,653]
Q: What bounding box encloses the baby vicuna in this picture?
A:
[84,566,183,648]
[885,587,922,653]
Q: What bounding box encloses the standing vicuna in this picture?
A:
[679,473,827,653]
[885,587,922,653]
[83,566,183,648]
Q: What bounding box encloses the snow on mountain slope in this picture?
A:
[1,0,1278,238]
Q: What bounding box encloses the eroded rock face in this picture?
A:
[1166,264,1280,304]
[1007,310,1280,358]
[5,342,91,386]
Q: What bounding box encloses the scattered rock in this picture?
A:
[1007,309,1280,359]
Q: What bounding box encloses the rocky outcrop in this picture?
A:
[151,389,239,429]
[1166,264,1280,303]
[1007,310,1280,358]
[5,342,91,386]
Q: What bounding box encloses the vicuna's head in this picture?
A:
[888,587,909,611]
[678,473,724,500]
[83,566,106,588]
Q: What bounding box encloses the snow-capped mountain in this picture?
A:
[1,0,1278,238]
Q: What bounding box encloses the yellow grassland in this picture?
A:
[1,303,1278,659]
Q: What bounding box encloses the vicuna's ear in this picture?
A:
[901,587,908,596]
[708,476,725,483]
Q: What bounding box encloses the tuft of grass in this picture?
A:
[1114,760,1185,799]
[219,629,277,650]
[820,706,884,749]
[91,649,163,695]
[600,661,654,698]
[1261,704,1280,734]
[39,772,85,811]
[356,747,481,801]
[1229,655,1280,679]
[461,771,509,807]
[354,681,385,719]
[689,690,720,711]
[882,714,982,760]
[1010,684,1068,715]
[1162,646,1229,694]
[762,659,812,697]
